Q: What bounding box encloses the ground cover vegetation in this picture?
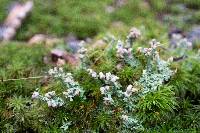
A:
[0,0,200,132]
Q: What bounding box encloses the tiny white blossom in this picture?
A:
[99,72,105,79]
[87,69,93,74]
[51,101,57,108]
[47,100,52,107]
[32,91,39,99]
[149,39,160,49]
[126,85,133,92]
[121,115,129,121]
[128,27,141,39]
[91,72,97,78]
[79,54,85,59]
[45,91,55,99]
[110,75,119,83]
[74,89,80,96]
[106,72,112,80]
[103,96,113,105]
[100,86,110,94]
[124,85,138,97]
[167,57,173,62]
[64,77,73,83]
[100,87,106,94]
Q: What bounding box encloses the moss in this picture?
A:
[111,0,151,25]
[117,66,142,86]
[0,43,50,131]
[138,86,177,126]
[149,0,167,12]
[87,48,117,72]
[0,0,113,40]
[183,0,200,9]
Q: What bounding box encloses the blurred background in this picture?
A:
[0,0,200,42]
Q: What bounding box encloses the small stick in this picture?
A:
[0,76,45,82]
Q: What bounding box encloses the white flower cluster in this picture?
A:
[103,94,114,105]
[32,91,39,99]
[121,114,129,121]
[48,67,65,77]
[137,39,160,56]
[87,69,119,84]
[44,91,64,107]
[87,69,120,105]
[99,86,114,105]
[121,114,143,131]
[32,91,64,108]
[138,39,174,94]
[127,27,141,40]
[124,85,138,97]
[116,40,132,58]
[63,86,82,102]
[32,67,85,108]
[149,39,161,49]
[78,47,87,59]
[77,41,87,59]
[49,67,84,101]
[100,86,110,94]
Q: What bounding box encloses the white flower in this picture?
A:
[66,73,72,76]
[172,33,182,40]
[126,85,133,92]
[58,67,63,73]
[51,101,57,108]
[45,91,55,98]
[124,85,138,97]
[78,47,87,54]
[100,87,106,94]
[69,97,73,101]
[87,69,93,74]
[91,72,97,78]
[79,54,85,59]
[74,89,80,96]
[103,96,113,105]
[48,68,56,75]
[99,72,105,79]
[132,87,138,92]
[64,77,72,83]
[78,44,87,59]
[47,100,52,107]
[128,27,141,39]
[32,91,39,99]
[110,75,119,83]
[106,72,112,80]
[105,86,110,91]
[149,39,160,49]
[100,86,110,94]
[121,115,129,121]
[167,57,173,62]
[63,91,67,95]
[116,40,123,49]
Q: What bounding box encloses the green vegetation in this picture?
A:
[0,0,200,132]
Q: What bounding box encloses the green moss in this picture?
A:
[0,43,50,131]
[184,0,200,9]
[117,66,142,86]
[15,0,112,39]
[138,86,177,126]
[149,0,167,12]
